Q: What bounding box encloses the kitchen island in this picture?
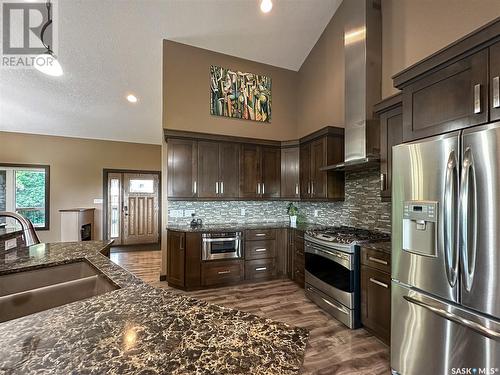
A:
[0,241,308,374]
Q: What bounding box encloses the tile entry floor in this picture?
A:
[110,249,390,375]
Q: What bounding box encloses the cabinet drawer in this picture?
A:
[201,260,243,287]
[361,265,391,344]
[246,229,276,241]
[361,247,391,273]
[245,240,276,260]
[245,259,276,281]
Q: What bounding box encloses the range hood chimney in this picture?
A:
[322,0,382,171]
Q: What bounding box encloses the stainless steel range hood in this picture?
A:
[322,0,382,172]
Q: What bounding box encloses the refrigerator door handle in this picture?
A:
[444,150,459,287]
[404,295,500,341]
[459,147,477,292]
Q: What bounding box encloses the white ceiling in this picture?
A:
[0,0,342,145]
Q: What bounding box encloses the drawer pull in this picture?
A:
[369,278,389,289]
[255,267,267,271]
[217,270,231,275]
[255,248,267,252]
[254,233,267,237]
[368,256,388,265]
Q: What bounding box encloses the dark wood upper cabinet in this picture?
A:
[167,231,185,288]
[375,93,403,201]
[239,144,261,198]
[198,141,239,199]
[219,142,240,198]
[299,128,344,201]
[197,141,219,198]
[401,49,488,142]
[261,147,281,198]
[490,41,500,122]
[167,139,197,198]
[281,145,300,199]
[299,142,311,199]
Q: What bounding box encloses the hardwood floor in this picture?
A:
[110,250,390,375]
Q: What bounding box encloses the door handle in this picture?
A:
[493,76,500,108]
[473,83,481,114]
[369,278,389,288]
[444,150,459,287]
[404,295,500,340]
[459,147,477,292]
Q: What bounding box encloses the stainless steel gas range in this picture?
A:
[304,226,390,329]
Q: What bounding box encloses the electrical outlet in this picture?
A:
[240,208,246,216]
[169,209,183,218]
[5,238,17,250]
[314,209,319,217]
[184,209,195,217]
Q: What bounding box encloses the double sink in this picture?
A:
[0,261,119,323]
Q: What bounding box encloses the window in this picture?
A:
[0,164,50,230]
[129,179,154,193]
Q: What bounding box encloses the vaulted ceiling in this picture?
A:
[0,0,342,144]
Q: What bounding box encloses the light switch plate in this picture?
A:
[5,238,17,250]
[93,198,103,204]
[240,208,246,216]
[184,209,195,217]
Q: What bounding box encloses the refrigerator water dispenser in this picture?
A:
[402,201,438,257]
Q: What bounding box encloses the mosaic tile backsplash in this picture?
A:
[168,167,391,233]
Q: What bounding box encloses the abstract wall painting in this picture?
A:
[210,65,272,123]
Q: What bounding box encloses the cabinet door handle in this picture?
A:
[380,173,386,191]
[369,278,389,289]
[311,181,315,196]
[255,248,267,252]
[218,270,231,275]
[215,182,219,194]
[220,181,224,195]
[307,181,311,195]
[368,256,388,265]
[257,183,260,195]
[474,83,481,114]
[255,267,267,271]
[262,183,265,195]
[493,76,500,108]
[193,180,197,194]
[255,233,267,237]
[295,183,299,196]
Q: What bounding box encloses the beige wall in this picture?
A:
[382,0,500,97]
[296,0,500,137]
[0,132,161,243]
[163,40,298,141]
[297,1,346,138]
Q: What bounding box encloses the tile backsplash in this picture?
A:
[168,167,391,233]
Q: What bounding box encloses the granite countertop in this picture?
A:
[361,240,392,254]
[0,241,308,374]
[166,221,329,233]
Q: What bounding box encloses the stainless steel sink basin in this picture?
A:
[0,261,119,323]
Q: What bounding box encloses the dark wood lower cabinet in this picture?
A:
[167,231,185,288]
[245,258,276,281]
[292,230,305,287]
[201,260,244,287]
[360,247,391,345]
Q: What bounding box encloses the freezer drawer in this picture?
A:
[391,282,500,375]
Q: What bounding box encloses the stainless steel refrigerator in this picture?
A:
[391,122,500,375]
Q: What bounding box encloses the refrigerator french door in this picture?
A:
[391,122,500,375]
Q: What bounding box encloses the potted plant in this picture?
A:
[287,203,298,227]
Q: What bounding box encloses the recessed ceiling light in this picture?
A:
[126,94,138,103]
[260,0,272,13]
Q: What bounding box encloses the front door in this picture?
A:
[106,171,159,246]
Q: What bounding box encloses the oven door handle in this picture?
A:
[202,237,240,243]
[306,286,350,315]
[305,243,352,270]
